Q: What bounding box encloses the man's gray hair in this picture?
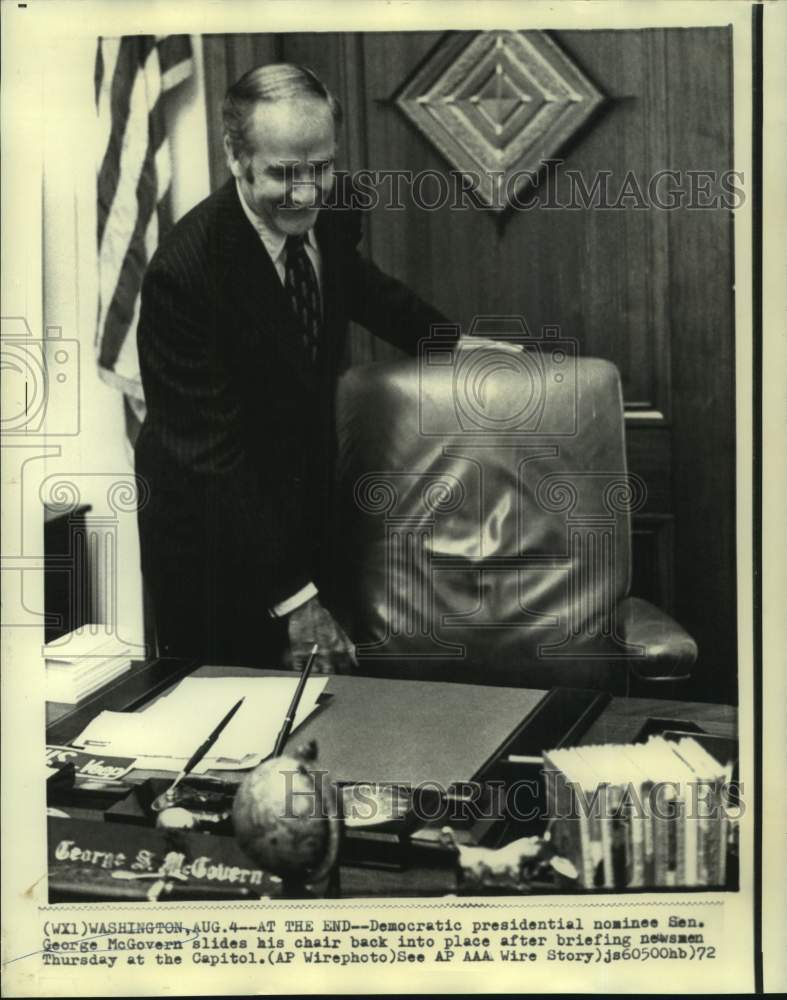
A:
[223,63,343,158]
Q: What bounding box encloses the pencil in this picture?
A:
[180,696,245,777]
[273,643,319,757]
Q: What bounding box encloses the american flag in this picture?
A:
[95,35,192,442]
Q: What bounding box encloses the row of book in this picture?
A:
[542,736,735,889]
[45,629,132,704]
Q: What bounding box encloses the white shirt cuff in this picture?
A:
[269,582,318,618]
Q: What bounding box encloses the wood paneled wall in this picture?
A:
[201,29,738,703]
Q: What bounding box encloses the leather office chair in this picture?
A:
[330,331,697,693]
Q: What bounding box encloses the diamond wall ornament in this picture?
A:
[395,31,606,211]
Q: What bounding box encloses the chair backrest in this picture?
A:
[331,348,643,686]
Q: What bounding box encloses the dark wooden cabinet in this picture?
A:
[44,504,92,643]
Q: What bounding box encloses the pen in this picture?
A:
[151,697,245,810]
[272,643,318,757]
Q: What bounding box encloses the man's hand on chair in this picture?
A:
[287,595,357,674]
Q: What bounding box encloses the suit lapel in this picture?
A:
[315,209,349,373]
[215,181,320,389]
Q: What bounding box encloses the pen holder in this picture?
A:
[233,740,343,898]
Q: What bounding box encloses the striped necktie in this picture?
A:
[284,233,321,364]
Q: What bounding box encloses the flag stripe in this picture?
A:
[97,40,167,354]
[96,37,120,167]
[95,34,192,410]
[94,37,104,105]
[154,141,173,234]
[161,59,192,92]
[157,34,193,76]
[99,105,164,369]
[97,48,158,341]
[96,36,156,247]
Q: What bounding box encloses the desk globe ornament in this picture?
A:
[232,739,342,897]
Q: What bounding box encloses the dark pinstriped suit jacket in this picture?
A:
[135,178,446,661]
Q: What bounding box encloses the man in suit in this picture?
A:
[136,63,450,667]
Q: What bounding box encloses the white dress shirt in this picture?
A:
[236,181,320,618]
[236,180,322,294]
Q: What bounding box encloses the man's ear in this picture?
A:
[224,135,244,180]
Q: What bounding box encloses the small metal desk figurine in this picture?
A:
[439,827,579,894]
[233,739,342,897]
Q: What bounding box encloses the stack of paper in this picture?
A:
[71,675,328,772]
[45,629,133,704]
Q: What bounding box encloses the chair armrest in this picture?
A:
[618,596,698,681]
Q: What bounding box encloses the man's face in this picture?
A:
[228,97,336,237]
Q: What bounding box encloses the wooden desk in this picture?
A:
[45,659,737,899]
[580,694,736,745]
[47,657,737,755]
